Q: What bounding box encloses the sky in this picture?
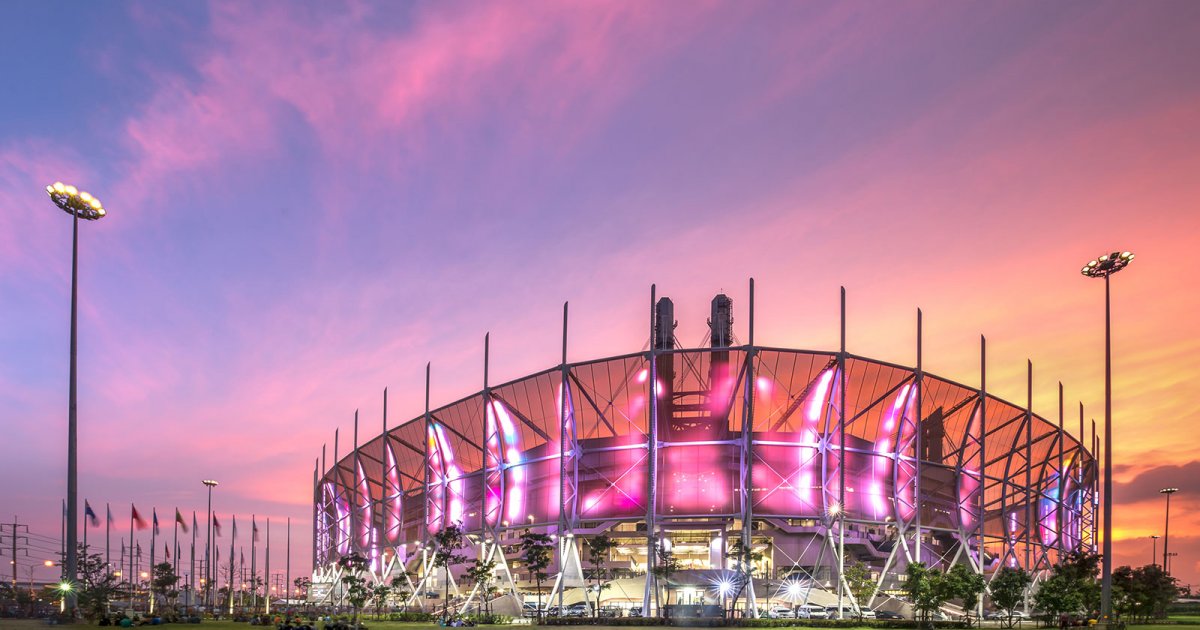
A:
[2,0,1199,591]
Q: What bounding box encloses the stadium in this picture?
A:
[311,289,1098,616]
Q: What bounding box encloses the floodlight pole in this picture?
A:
[66,210,79,615]
[1160,488,1178,573]
[1079,250,1134,623]
[45,181,109,616]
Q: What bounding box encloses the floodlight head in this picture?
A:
[46,182,106,220]
[1080,251,1134,278]
[203,479,220,487]
[1160,487,1178,495]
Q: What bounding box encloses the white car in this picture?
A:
[769,606,796,619]
[796,604,829,619]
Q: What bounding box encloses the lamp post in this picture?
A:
[45,181,107,617]
[1151,535,1160,568]
[1080,250,1134,622]
[203,480,219,608]
[1160,488,1178,573]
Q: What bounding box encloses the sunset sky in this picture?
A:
[2,1,1199,589]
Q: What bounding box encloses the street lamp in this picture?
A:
[203,479,219,608]
[1160,488,1178,573]
[45,181,107,617]
[1151,535,1160,568]
[1080,250,1134,622]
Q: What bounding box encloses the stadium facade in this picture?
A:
[311,289,1098,615]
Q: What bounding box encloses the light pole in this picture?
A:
[45,181,107,616]
[203,480,219,609]
[1151,535,1160,568]
[1080,250,1134,622]
[1160,488,1178,573]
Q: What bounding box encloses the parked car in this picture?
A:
[874,610,904,620]
[598,606,624,618]
[825,604,873,619]
[565,603,590,617]
[769,606,796,619]
[796,604,829,619]
[629,606,643,618]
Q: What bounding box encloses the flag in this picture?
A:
[121,540,125,556]
[213,514,222,537]
[165,543,170,560]
[193,512,198,533]
[252,517,259,542]
[232,515,238,540]
[107,504,114,525]
[132,505,149,530]
[137,542,142,558]
[85,501,99,527]
[176,509,188,534]
[240,549,244,566]
[153,509,160,535]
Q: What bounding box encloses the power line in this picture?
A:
[0,517,31,586]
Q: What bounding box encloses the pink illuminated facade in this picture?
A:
[312,293,1098,614]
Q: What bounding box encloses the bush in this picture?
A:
[738,621,969,629]
[388,611,438,622]
[539,617,668,626]
[464,614,514,624]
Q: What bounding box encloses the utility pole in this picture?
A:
[0,518,31,587]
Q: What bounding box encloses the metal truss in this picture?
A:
[311,293,1098,615]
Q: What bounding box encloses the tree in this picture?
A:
[520,529,553,621]
[370,582,392,619]
[1034,552,1101,624]
[390,574,413,612]
[946,564,986,627]
[464,556,498,615]
[725,536,763,616]
[844,562,876,617]
[652,539,680,619]
[990,566,1033,628]
[338,552,371,629]
[905,562,951,626]
[294,575,311,604]
[432,523,468,621]
[1113,564,1177,622]
[586,535,617,618]
[151,562,180,614]
[72,545,121,622]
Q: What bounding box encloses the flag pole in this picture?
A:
[265,518,271,615]
[229,516,236,615]
[129,504,135,611]
[285,517,291,609]
[150,509,157,613]
[189,512,197,616]
[251,516,257,613]
[106,503,111,573]
[173,510,179,591]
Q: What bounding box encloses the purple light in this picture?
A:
[386,444,402,544]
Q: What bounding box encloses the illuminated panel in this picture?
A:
[752,366,833,516]
[491,401,526,522]
[335,478,351,554]
[888,383,917,523]
[573,357,649,520]
[484,403,503,528]
[956,406,983,530]
[1038,473,1059,547]
[356,460,374,552]
[320,481,336,561]
[426,425,445,534]
[385,443,402,544]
